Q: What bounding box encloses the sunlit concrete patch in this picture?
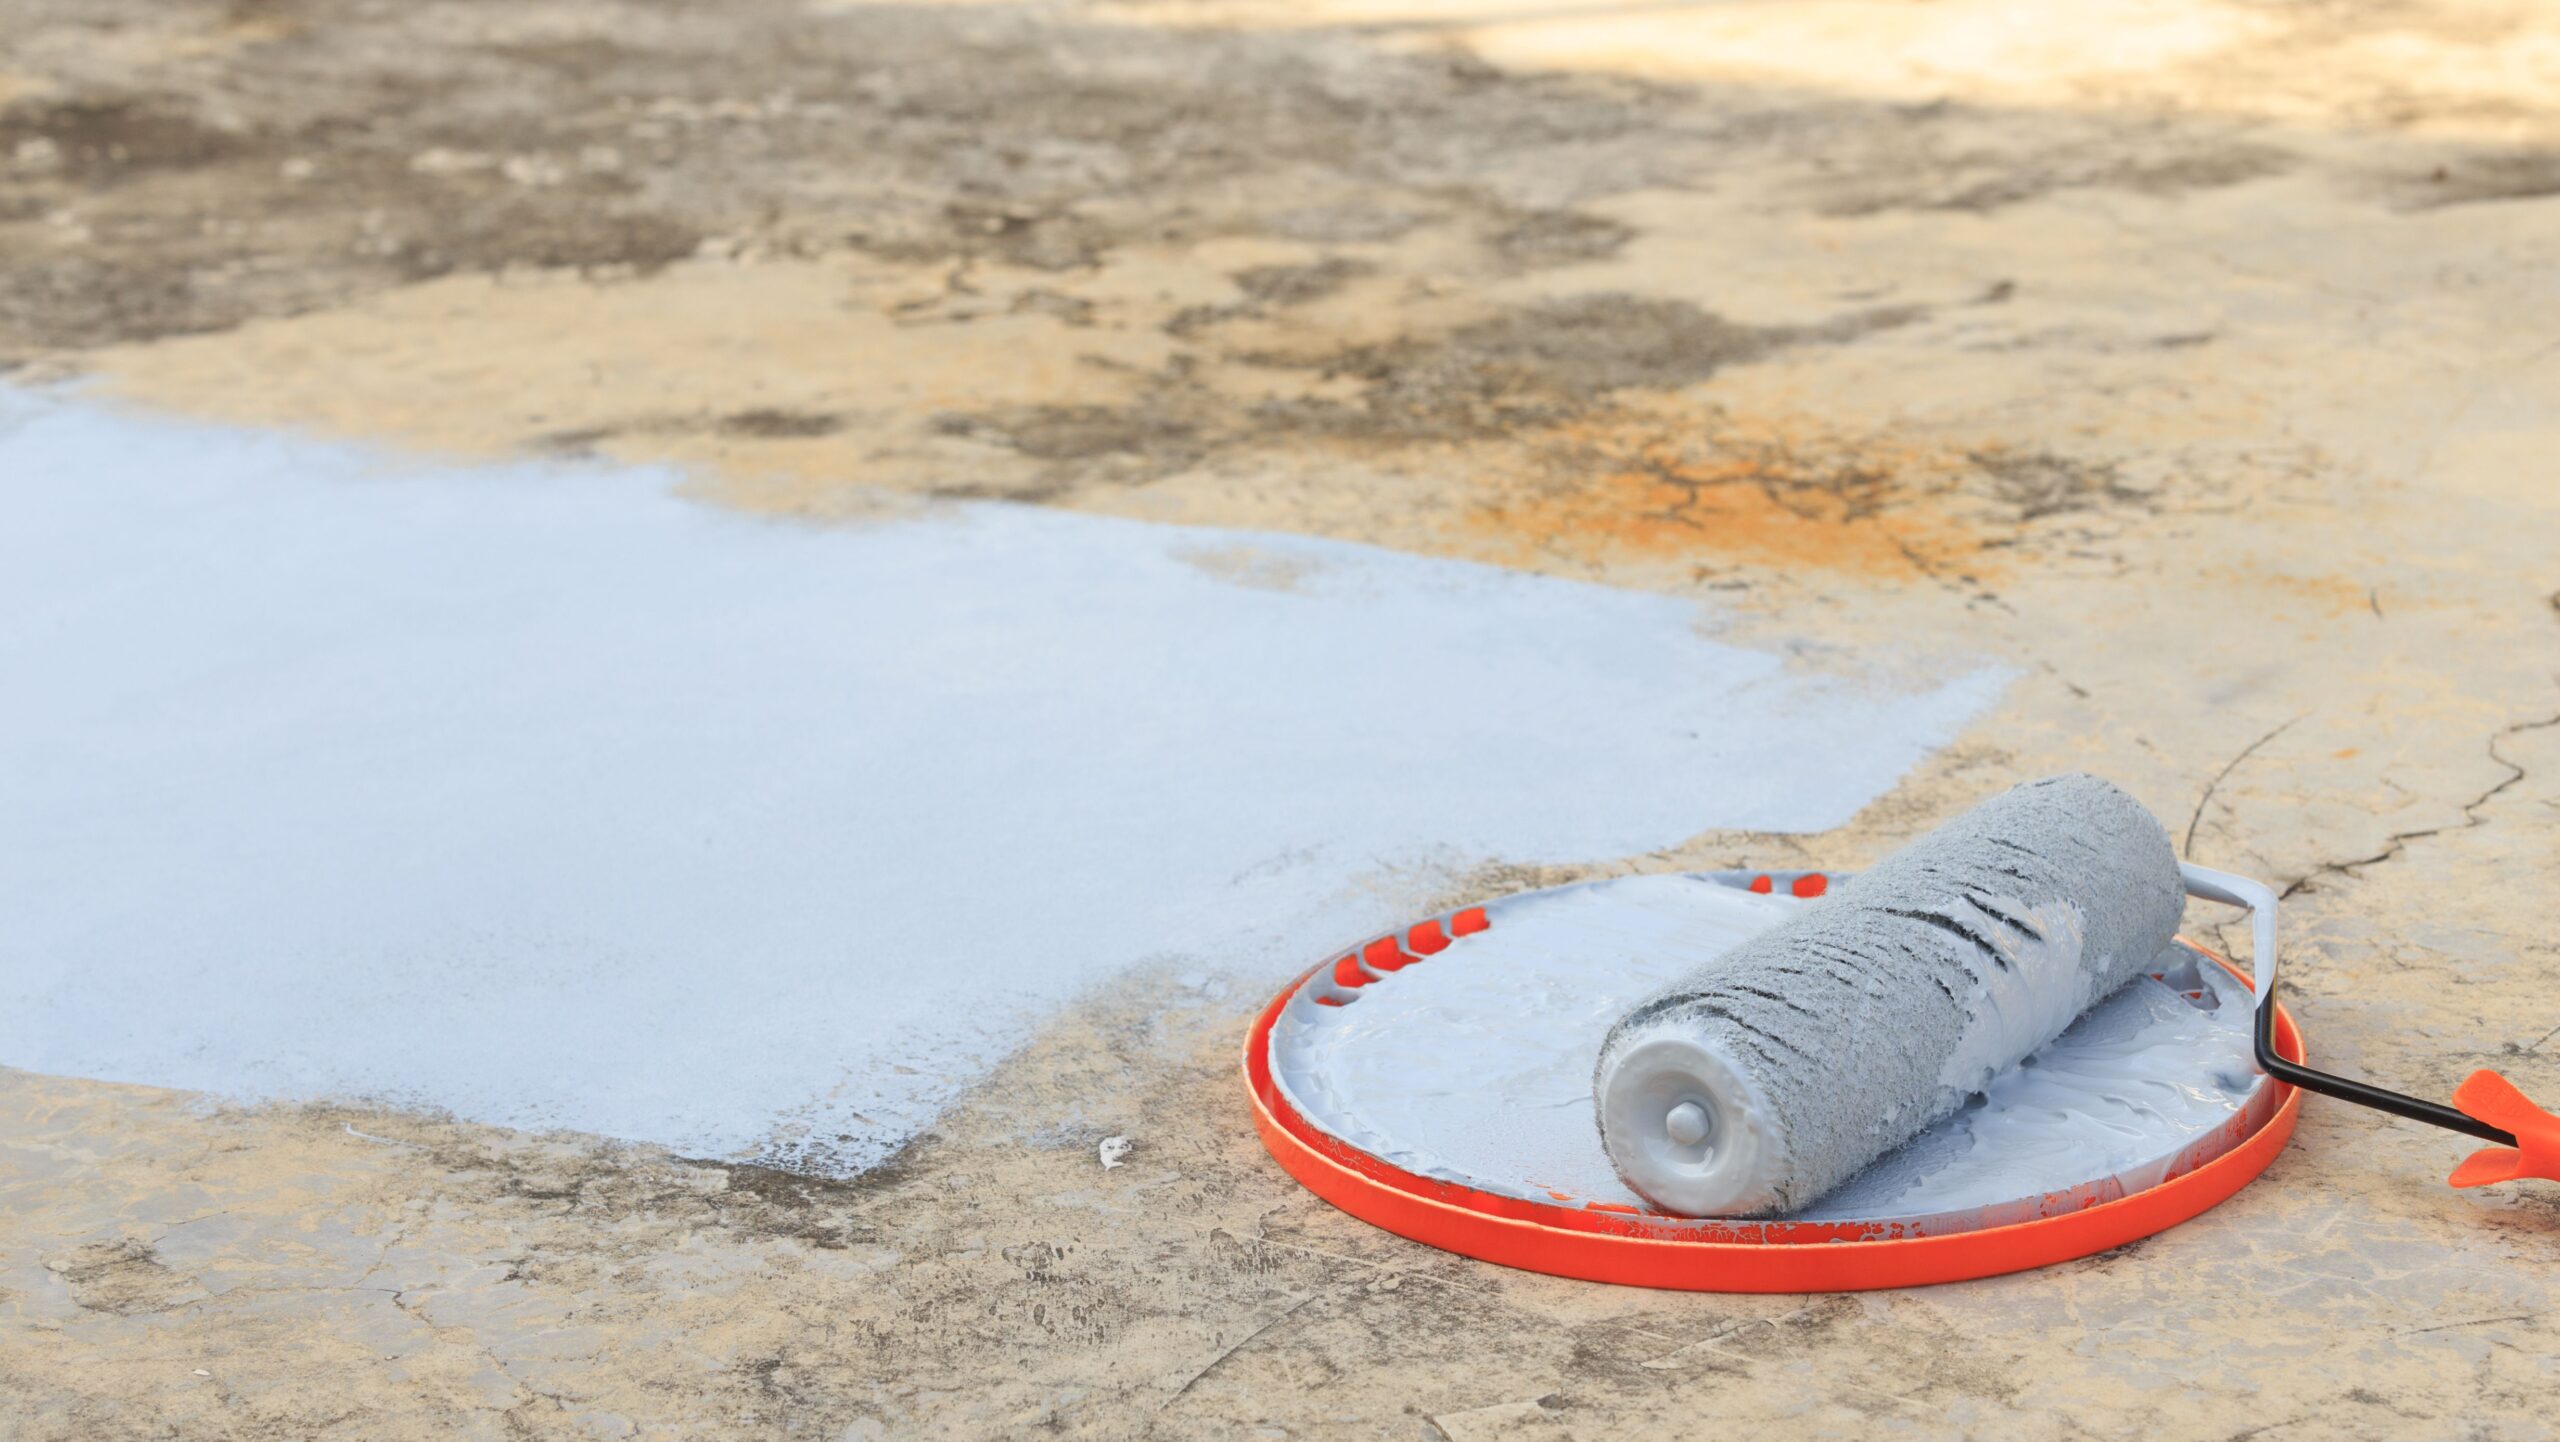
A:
[0,386,2005,1174]
[1127,0,2560,143]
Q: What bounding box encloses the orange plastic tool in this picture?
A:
[2448,1071,2560,1188]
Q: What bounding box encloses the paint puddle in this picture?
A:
[0,386,2005,1174]
[1270,874,2265,1227]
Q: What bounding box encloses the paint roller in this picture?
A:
[1597,772,2560,1217]
[1597,773,2185,1216]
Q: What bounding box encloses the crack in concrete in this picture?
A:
[2393,1312,2543,1338]
[2185,713,2305,859]
[1157,1289,1325,1412]
[2280,711,2560,900]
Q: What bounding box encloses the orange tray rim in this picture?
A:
[1243,937,2303,1291]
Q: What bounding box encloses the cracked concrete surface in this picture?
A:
[5,0,2560,1436]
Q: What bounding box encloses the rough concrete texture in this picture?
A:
[1599,773,2189,1215]
[4,0,2560,1437]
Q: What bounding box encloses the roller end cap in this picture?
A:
[1597,1028,1786,1217]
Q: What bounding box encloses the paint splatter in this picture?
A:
[0,386,2008,1174]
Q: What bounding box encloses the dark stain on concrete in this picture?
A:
[1968,449,2149,522]
[1488,208,1634,267]
[0,0,2344,364]
[1260,294,1923,442]
[2392,150,2560,209]
[0,98,256,182]
[1814,109,2296,216]
[389,204,702,282]
[47,1237,201,1315]
[1231,257,1373,307]
[718,407,846,439]
[932,402,1205,466]
[925,293,1928,494]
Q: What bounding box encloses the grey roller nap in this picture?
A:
[1593,773,2187,1218]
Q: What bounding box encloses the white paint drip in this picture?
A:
[1825,953,2259,1220]
[1272,875,2264,1224]
[0,386,2006,1173]
[1934,896,2096,1096]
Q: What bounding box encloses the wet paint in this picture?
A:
[0,386,2006,1173]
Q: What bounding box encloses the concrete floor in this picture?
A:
[4,0,2559,1436]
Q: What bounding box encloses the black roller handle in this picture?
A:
[2180,860,2513,1147]
[2252,974,2514,1146]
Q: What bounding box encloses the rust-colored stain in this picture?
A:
[1466,420,1988,583]
[2202,566,2377,617]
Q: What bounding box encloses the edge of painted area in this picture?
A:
[1242,941,2303,1292]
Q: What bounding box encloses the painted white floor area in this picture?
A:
[0,386,2006,1172]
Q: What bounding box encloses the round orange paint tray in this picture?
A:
[1244,871,2303,1291]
